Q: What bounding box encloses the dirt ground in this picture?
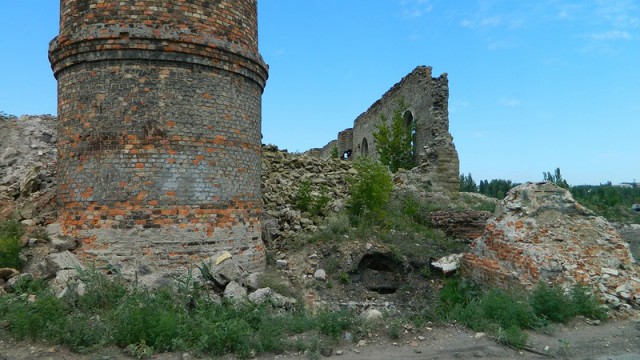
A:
[1,313,639,360]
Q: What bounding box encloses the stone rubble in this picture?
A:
[0,115,57,226]
[261,144,353,245]
[463,182,640,308]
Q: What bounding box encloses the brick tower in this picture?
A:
[49,1,268,274]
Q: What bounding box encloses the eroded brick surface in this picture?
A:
[49,0,268,273]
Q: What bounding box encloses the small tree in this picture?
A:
[347,158,393,224]
[543,167,569,189]
[459,173,478,192]
[330,145,340,159]
[373,100,415,172]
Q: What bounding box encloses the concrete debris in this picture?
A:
[463,182,640,308]
[248,287,272,305]
[431,254,463,275]
[223,281,247,301]
[314,269,327,281]
[360,308,383,322]
[201,255,248,288]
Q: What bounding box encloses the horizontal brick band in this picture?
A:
[49,29,268,88]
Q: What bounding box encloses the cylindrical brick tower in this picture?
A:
[49,1,268,274]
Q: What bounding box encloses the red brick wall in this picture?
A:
[50,0,268,273]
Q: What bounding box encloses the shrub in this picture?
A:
[2,292,69,341]
[529,282,573,323]
[0,220,25,269]
[347,158,393,224]
[330,145,339,159]
[439,278,609,350]
[316,310,354,339]
[570,283,607,321]
[294,180,330,217]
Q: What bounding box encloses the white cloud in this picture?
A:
[498,98,522,107]
[589,29,632,40]
[460,15,503,29]
[594,0,640,29]
[400,0,433,18]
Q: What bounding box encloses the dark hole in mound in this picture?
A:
[356,253,405,294]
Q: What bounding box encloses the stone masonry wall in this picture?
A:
[48,0,268,274]
[315,66,460,196]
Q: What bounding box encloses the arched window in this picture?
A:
[403,110,416,157]
[361,138,369,156]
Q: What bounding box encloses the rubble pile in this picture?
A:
[261,145,354,243]
[463,182,640,309]
[429,209,492,241]
[0,115,57,225]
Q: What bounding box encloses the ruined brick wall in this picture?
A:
[49,0,268,274]
[318,66,460,195]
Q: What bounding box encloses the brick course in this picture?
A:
[49,0,268,273]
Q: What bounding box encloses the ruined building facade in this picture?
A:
[313,66,460,195]
[49,1,268,273]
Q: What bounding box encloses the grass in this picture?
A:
[438,278,608,349]
[0,269,360,358]
[0,220,25,269]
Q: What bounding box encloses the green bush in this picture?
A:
[330,145,340,159]
[347,158,393,224]
[2,292,69,341]
[439,278,608,349]
[529,282,573,323]
[0,220,25,269]
[570,283,608,321]
[294,180,330,217]
[316,310,354,339]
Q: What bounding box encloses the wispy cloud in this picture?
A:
[588,29,632,40]
[498,98,522,107]
[594,0,640,29]
[460,15,504,29]
[399,0,433,18]
[470,130,490,139]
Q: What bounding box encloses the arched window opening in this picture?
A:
[403,110,416,157]
[361,138,369,157]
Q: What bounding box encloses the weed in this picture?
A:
[9,276,49,294]
[419,266,432,279]
[570,283,607,320]
[317,310,354,339]
[294,180,331,217]
[298,214,350,245]
[323,256,340,274]
[386,320,403,339]
[0,273,359,358]
[0,220,24,269]
[338,272,350,285]
[258,270,297,300]
[557,339,571,357]
[530,282,572,323]
[497,325,528,349]
[126,340,154,359]
[439,278,609,350]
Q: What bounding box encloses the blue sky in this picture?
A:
[1,1,638,185]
